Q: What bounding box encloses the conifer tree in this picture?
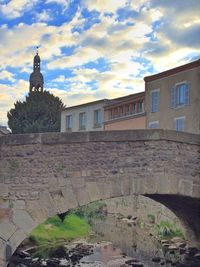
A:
[7,91,65,134]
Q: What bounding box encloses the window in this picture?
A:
[171,82,189,108]
[175,117,185,131]
[94,109,102,128]
[125,104,130,114]
[66,115,72,130]
[138,101,144,113]
[149,121,159,129]
[79,112,86,130]
[151,90,160,112]
[133,103,137,114]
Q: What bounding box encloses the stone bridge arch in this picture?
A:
[0,129,199,266]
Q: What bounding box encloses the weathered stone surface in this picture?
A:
[12,209,37,234]
[0,220,17,241]
[0,129,199,266]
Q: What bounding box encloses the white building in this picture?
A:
[61,99,108,132]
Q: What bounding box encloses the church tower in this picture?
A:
[29,48,44,93]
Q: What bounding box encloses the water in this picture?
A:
[76,215,172,267]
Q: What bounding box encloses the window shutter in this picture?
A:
[171,86,176,108]
[157,90,160,111]
[185,82,189,105]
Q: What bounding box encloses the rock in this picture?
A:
[131,262,143,267]
[125,258,138,264]
[161,239,169,244]
[179,247,186,254]
[177,242,186,248]
[187,246,199,257]
[152,257,161,262]
[50,246,67,258]
[131,216,137,220]
[168,245,178,251]
[194,252,200,260]
[171,237,183,243]
[15,250,30,258]
[46,258,60,267]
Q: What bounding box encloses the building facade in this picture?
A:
[104,92,145,130]
[61,99,108,132]
[144,59,200,134]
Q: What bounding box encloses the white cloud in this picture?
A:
[0,0,38,18]
[35,10,52,22]
[0,70,16,82]
[83,0,127,13]
[0,79,28,126]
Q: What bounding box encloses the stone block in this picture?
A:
[0,198,9,209]
[179,180,193,196]
[192,184,200,198]
[26,200,46,225]
[74,188,90,206]
[86,182,101,202]
[9,229,26,256]
[13,200,25,210]
[71,177,85,189]
[121,176,131,196]
[0,208,12,220]
[13,209,37,234]
[39,191,58,218]
[156,173,170,194]
[169,174,180,194]
[144,175,157,194]
[0,184,8,197]
[0,221,16,241]
[50,191,69,214]
[61,186,78,209]
[0,238,6,260]
[131,178,146,195]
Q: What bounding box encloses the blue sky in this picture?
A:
[0,0,200,126]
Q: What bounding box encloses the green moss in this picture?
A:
[30,214,90,243]
[29,214,91,257]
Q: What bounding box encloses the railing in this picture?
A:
[106,110,145,122]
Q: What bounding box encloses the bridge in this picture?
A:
[0,129,199,266]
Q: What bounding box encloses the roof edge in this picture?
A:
[144,59,200,82]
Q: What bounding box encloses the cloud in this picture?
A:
[0,0,38,18]
[35,10,52,22]
[0,70,16,82]
[0,79,28,126]
[0,20,79,69]
[83,0,127,13]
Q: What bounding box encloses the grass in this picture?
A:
[154,220,184,239]
[72,201,106,225]
[29,214,91,257]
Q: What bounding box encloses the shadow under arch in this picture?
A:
[146,194,200,246]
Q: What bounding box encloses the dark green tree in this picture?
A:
[7,91,65,134]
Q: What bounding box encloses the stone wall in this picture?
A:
[0,129,199,266]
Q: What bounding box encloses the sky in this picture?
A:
[0,0,200,126]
